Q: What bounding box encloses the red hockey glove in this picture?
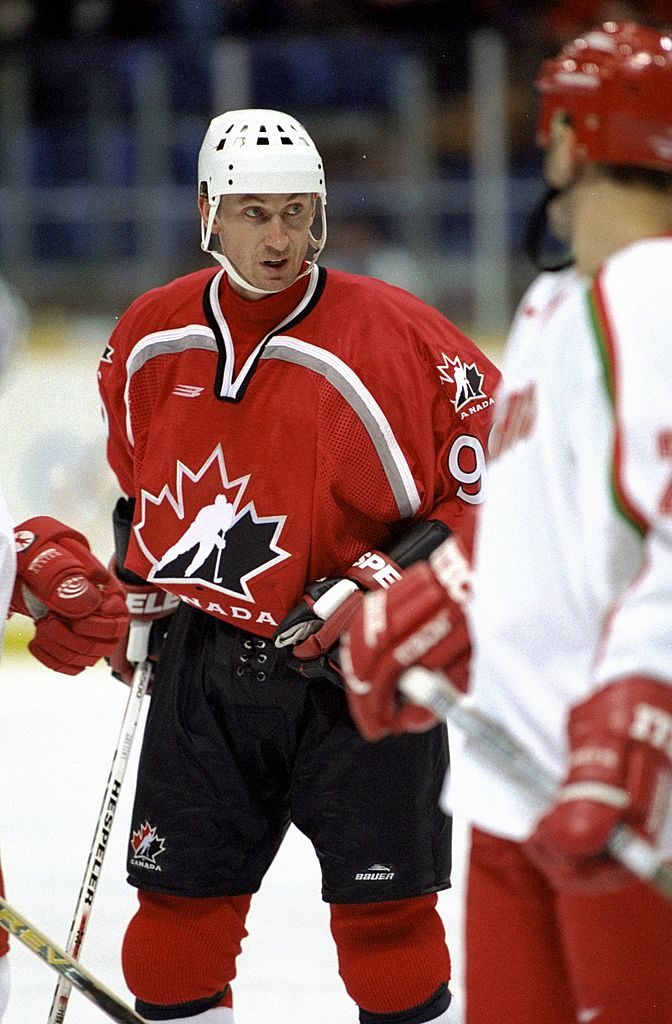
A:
[525,676,672,892]
[273,522,453,689]
[10,516,130,675]
[106,558,180,685]
[273,550,405,688]
[341,538,472,741]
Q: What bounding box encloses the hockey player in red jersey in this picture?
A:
[99,108,500,1022]
[342,21,672,1024]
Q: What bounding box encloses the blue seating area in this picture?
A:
[0,33,538,328]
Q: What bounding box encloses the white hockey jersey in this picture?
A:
[0,481,15,645]
[449,238,672,844]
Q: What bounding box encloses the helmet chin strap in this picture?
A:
[207,249,288,296]
[201,200,327,297]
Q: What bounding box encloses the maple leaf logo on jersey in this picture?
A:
[135,445,290,600]
[436,354,487,411]
[130,822,166,866]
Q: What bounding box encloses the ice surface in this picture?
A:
[0,655,464,1023]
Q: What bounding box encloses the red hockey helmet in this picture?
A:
[536,21,672,171]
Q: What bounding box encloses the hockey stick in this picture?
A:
[0,896,146,1023]
[47,638,153,1024]
[399,666,672,902]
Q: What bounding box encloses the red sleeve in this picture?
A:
[98,317,136,498]
[422,328,501,557]
[313,382,404,567]
[353,304,500,560]
[98,280,195,499]
[309,304,500,565]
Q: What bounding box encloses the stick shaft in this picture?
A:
[47,660,151,1024]
[0,897,145,1023]
[399,667,672,902]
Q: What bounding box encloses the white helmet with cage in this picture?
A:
[198,108,327,293]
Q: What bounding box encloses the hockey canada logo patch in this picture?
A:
[436,354,487,412]
[14,530,36,554]
[130,822,166,871]
[135,444,290,601]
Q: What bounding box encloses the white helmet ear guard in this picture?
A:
[198,108,327,292]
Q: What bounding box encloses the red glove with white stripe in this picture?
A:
[10,516,129,675]
[525,676,672,891]
[341,537,472,741]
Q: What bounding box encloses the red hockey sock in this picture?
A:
[329,894,451,1014]
[122,891,251,1008]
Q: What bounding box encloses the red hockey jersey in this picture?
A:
[98,265,500,636]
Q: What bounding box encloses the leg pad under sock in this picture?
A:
[330,893,451,1015]
[122,891,250,1009]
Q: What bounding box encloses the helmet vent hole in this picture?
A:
[281,137,292,145]
[258,137,270,145]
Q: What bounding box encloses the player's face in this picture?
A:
[202,192,317,298]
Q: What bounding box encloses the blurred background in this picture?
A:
[0,0,670,567]
[0,7,670,1019]
[0,0,669,334]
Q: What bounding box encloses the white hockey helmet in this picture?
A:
[198,108,327,293]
